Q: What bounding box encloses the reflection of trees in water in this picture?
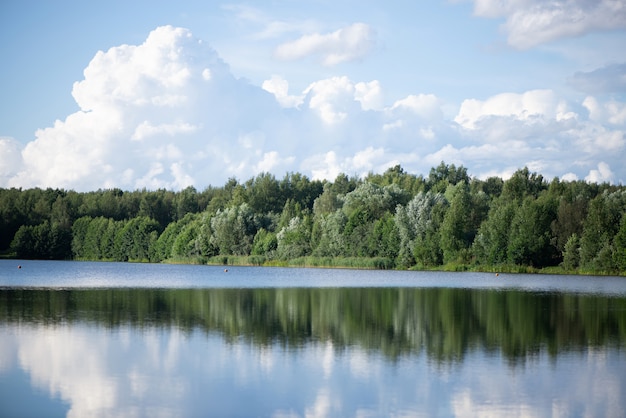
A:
[1,288,625,362]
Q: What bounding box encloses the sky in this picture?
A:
[1,0,625,191]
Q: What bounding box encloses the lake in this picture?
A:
[1,260,625,417]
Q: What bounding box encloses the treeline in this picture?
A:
[2,163,626,273]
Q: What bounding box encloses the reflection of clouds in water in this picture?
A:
[321,341,334,379]
[15,325,117,418]
[2,324,625,417]
[451,349,626,418]
[259,346,275,374]
[305,387,333,418]
[349,348,375,380]
[0,326,17,372]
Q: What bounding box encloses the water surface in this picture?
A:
[1,260,625,417]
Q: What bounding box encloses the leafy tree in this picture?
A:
[343,207,375,257]
[473,199,517,265]
[613,217,626,271]
[279,172,323,212]
[210,203,258,256]
[562,233,580,270]
[71,216,92,259]
[313,183,343,217]
[395,191,447,267]
[501,167,546,202]
[152,213,198,261]
[252,228,278,257]
[507,195,558,267]
[113,217,160,261]
[580,190,626,270]
[11,224,36,258]
[551,195,588,254]
[368,212,400,260]
[312,210,347,257]
[246,172,282,214]
[441,182,473,264]
[276,216,313,259]
[172,216,203,259]
[427,162,469,193]
[366,165,425,196]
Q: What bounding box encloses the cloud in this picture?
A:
[262,75,304,108]
[223,4,317,41]
[1,25,626,191]
[583,96,626,125]
[470,0,626,49]
[3,26,288,191]
[274,23,376,66]
[570,63,626,95]
[0,137,23,184]
[585,162,614,183]
[454,89,570,130]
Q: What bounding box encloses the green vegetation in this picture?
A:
[2,287,624,362]
[1,163,626,275]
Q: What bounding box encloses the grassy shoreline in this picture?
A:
[194,255,624,276]
[4,252,624,276]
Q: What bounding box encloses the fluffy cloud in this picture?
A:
[4,26,288,191]
[585,162,614,183]
[470,0,626,49]
[273,23,376,66]
[262,75,304,108]
[1,25,625,191]
[454,89,573,130]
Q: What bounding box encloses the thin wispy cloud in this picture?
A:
[570,63,626,95]
[470,0,626,49]
[274,23,377,66]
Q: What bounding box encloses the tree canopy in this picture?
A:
[2,163,625,274]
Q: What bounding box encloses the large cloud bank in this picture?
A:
[1,25,625,191]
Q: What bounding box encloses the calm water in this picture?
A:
[1,260,625,417]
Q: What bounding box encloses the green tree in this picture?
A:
[246,173,282,214]
[368,212,400,260]
[580,190,626,270]
[71,216,92,259]
[562,233,580,270]
[276,216,313,259]
[312,210,347,257]
[613,216,626,271]
[507,195,558,267]
[210,203,258,256]
[473,199,517,265]
[153,213,198,261]
[251,228,278,257]
[427,162,469,193]
[395,191,447,267]
[501,167,546,202]
[440,182,473,264]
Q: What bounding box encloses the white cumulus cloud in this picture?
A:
[455,89,565,129]
[1,25,625,190]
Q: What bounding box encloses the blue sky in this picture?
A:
[1,0,625,190]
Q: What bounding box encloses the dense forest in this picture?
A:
[1,163,625,274]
